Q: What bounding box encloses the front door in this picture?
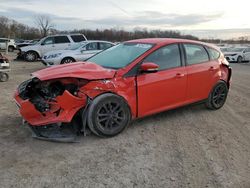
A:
[137,44,187,117]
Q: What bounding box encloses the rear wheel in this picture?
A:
[87,93,131,137]
[8,46,14,52]
[0,72,9,82]
[25,51,38,62]
[206,81,228,110]
[61,57,75,64]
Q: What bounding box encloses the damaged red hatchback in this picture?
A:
[14,38,232,141]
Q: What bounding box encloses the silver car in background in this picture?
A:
[42,40,114,66]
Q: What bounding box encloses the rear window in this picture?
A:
[54,36,70,44]
[99,42,114,50]
[207,47,220,60]
[71,35,86,42]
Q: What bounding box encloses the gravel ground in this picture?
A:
[0,52,250,188]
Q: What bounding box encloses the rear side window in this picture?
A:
[86,42,98,50]
[143,44,181,71]
[54,36,70,44]
[71,35,86,42]
[184,44,209,65]
[99,42,113,50]
[207,47,220,60]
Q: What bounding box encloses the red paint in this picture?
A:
[14,38,231,126]
[33,62,116,81]
[140,62,159,72]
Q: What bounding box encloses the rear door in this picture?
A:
[54,36,71,50]
[77,42,99,61]
[183,43,219,102]
[137,44,187,117]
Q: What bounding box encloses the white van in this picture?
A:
[19,34,87,61]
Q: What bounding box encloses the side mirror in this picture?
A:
[140,62,159,73]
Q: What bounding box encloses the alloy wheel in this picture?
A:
[96,101,125,132]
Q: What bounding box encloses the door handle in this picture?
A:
[209,66,215,71]
[175,73,185,78]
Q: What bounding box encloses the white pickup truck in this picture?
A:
[0,38,16,52]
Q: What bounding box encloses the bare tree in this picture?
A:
[35,15,54,37]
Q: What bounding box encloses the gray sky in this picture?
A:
[1,0,250,39]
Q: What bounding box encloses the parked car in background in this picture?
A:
[42,40,114,66]
[18,34,87,62]
[224,47,250,63]
[0,38,16,52]
[14,38,232,141]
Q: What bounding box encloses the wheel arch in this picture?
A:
[61,56,76,64]
[89,91,133,118]
[26,50,40,58]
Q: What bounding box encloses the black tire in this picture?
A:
[25,51,38,62]
[0,72,9,82]
[206,81,228,110]
[8,46,14,52]
[87,93,131,137]
[237,56,242,63]
[61,57,75,64]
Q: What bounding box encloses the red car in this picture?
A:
[14,38,232,141]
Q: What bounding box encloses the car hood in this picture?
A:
[32,62,116,81]
[20,45,39,51]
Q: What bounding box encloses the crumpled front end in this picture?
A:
[15,77,88,125]
[14,77,88,142]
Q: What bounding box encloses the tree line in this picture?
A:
[0,16,199,41]
[0,15,249,43]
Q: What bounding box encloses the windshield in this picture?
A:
[228,48,245,52]
[67,42,88,50]
[87,42,154,69]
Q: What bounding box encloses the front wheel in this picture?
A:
[206,81,228,110]
[0,72,9,82]
[61,57,75,64]
[87,93,131,137]
[237,56,242,63]
[25,51,38,62]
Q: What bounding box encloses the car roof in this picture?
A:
[126,38,218,50]
[86,40,114,43]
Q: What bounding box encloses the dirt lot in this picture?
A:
[0,52,250,188]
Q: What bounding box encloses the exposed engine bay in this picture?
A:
[15,77,89,142]
[18,78,84,113]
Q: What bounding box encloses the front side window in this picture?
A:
[143,44,181,70]
[184,44,209,65]
[88,43,153,69]
[54,36,70,44]
[42,37,54,45]
[207,47,220,60]
[244,48,250,53]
